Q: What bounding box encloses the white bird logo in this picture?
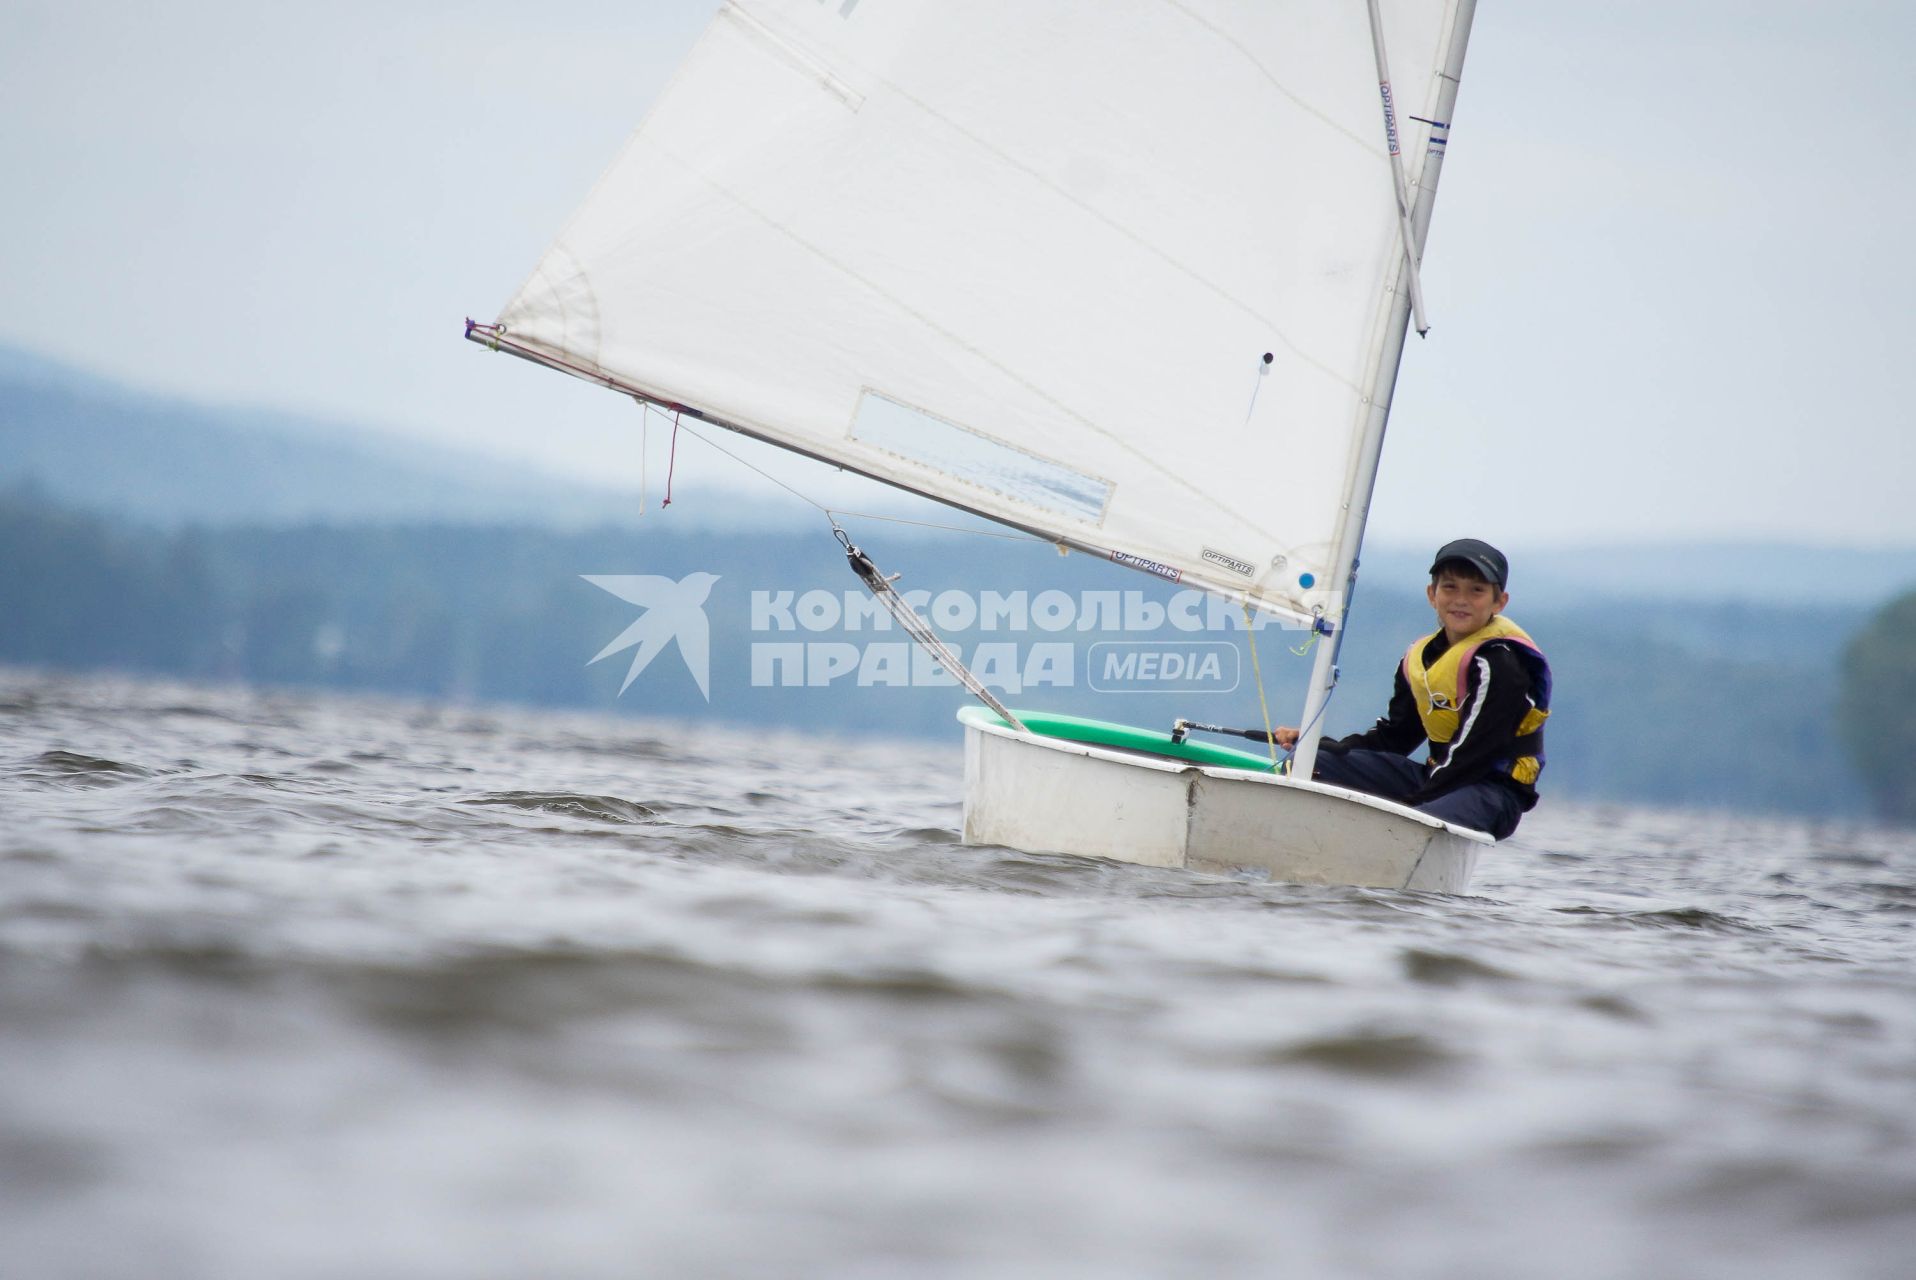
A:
[582,572,721,699]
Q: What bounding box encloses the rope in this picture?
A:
[823,509,1037,541]
[633,396,649,514]
[616,398,1321,749]
[669,418,1041,542]
[618,398,1032,729]
[1242,601,1278,765]
[1279,622,1339,776]
[1281,674,1336,777]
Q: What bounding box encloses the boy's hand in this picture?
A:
[1273,726,1300,750]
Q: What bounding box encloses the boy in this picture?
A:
[1272,538,1551,839]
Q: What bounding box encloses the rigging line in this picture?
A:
[823,510,1041,542]
[633,397,650,514]
[671,418,1042,543]
[1243,602,1279,765]
[1282,668,1336,777]
[1279,623,1338,775]
[672,419,829,511]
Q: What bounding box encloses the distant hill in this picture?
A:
[0,343,661,529]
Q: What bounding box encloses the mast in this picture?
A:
[1288,0,1478,783]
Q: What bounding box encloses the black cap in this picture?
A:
[1429,538,1508,589]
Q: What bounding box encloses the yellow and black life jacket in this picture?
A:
[1401,616,1551,786]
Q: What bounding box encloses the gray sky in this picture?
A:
[5,1,1911,548]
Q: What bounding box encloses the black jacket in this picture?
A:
[1322,633,1540,810]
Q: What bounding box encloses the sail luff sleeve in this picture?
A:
[1365,0,1432,336]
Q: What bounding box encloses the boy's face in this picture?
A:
[1426,570,1509,642]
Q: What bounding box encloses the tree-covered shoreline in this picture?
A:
[0,493,1881,819]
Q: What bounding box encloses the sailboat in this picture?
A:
[468,0,1491,892]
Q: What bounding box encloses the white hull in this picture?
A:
[960,709,1491,893]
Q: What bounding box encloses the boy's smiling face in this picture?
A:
[1427,569,1509,644]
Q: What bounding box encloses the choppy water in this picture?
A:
[3,668,1913,1279]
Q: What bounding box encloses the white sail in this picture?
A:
[490,0,1465,624]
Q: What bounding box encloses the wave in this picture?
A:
[462,791,660,825]
[1552,904,1765,934]
[16,750,158,785]
[1260,1027,1459,1077]
[1400,946,1515,986]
